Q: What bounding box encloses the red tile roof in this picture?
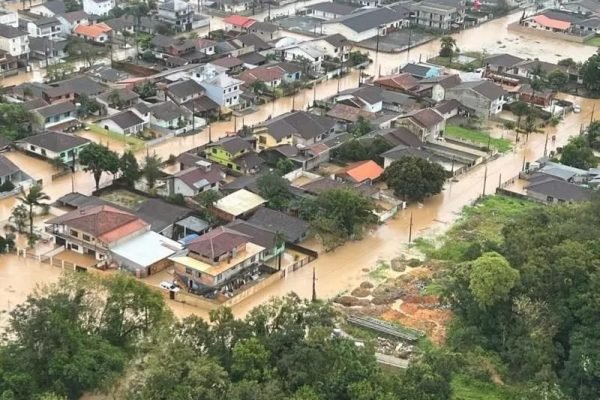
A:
[223,15,256,29]
[532,15,571,30]
[74,22,112,38]
[239,65,285,84]
[339,160,384,183]
[374,73,419,91]
[188,226,250,259]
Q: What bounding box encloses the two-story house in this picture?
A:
[29,37,68,66]
[222,15,256,32]
[0,24,29,63]
[23,16,62,38]
[445,80,506,118]
[46,205,149,261]
[56,10,92,33]
[309,33,351,62]
[253,111,336,151]
[239,62,302,89]
[414,74,461,102]
[227,220,284,262]
[167,160,226,196]
[32,101,77,129]
[82,0,114,17]
[396,108,446,142]
[171,226,265,292]
[411,0,465,31]
[97,87,140,110]
[334,86,384,113]
[30,0,66,17]
[197,70,243,108]
[204,135,263,174]
[282,42,324,73]
[17,131,90,164]
[158,0,194,32]
[165,79,205,105]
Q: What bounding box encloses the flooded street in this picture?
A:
[1,6,599,321]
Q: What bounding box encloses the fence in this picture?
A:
[17,247,92,272]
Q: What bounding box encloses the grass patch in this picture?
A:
[452,375,516,400]
[88,124,145,152]
[368,261,391,281]
[446,125,512,152]
[418,196,540,262]
[585,36,600,47]
[421,281,444,296]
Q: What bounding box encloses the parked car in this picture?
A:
[573,104,581,113]
[159,281,180,292]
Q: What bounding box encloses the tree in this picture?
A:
[133,82,156,99]
[195,189,221,209]
[9,204,28,234]
[64,0,81,12]
[439,36,458,64]
[119,150,141,186]
[257,173,292,210]
[275,158,295,175]
[45,61,75,82]
[557,58,577,69]
[50,156,66,171]
[142,154,162,190]
[511,101,530,129]
[382,157,447,201]
[523,112,536,142]
[333,137,391,165]
[78,94,101,117]
[347,51,370,67]
[0,103,35,141]
[79,143,120,190]
[17,185,49,241]
[559,136,597,169]
[468,252,520,308]
[547,69,568,91]
[107,90,124,109]
[586,120,600,150]
[66,37,104,68]
[581,50,600,94]
[351,116,372,138]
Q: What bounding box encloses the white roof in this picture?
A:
[111,231,184,268]
[214,189,266,217]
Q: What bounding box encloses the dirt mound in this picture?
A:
[391,257,407,272]
[360,281,374,289]
[335,296,371,307]
[351,287,371,298]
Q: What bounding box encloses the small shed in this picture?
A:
[212,189,266,221]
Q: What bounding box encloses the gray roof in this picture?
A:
[23,131,90,152]
[234,151,265,170]
[33,17,61,27]
[104,16,134,31]
[261,111,336,141]
[321,33,348,48]
[34,101,76,118]
[29,37,68,53]
[526,178,592,202]
[40,0,66,14]
[135,198,192,233]
[247,207,310,243]
[167,79,205,100]
[250,21,278,33]
[56,76,106,96]
[105,110,144,129]
[151,34,176,48]
[209,135,253,154]
[175,215,209,233]
[307,1,359,15]
[235,33,271,51]
[332,7,404,33]
[0,24,27,38]
[0,154,21,177]
[22,98,49,110]
[381,127,422,147]
[182,95,220,113]
[227,220,277,249]
[150,101,186,121]
[434,98,472,114]
[401,63,433,78]
[98,88,139,104]
[60,10,90,22]
[451,80,505,100]
[484,53,525,68]
[340,85,383,104]
[238,52,267,65]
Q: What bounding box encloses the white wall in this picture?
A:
[0,34,29,57]
[83,0,114,16]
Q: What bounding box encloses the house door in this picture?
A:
[86,248,96,258]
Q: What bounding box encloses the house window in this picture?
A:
[82,234,91,242]
[259,136,267,144]
[185,267,193,275]
[30,145,36,151]
[70,244,79,250]
[70,229,78,237]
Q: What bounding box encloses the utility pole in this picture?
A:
[234,115,237,132]
[543,131,549,157]
[482,160,488,196]
[406,17,413,62]
[313,82,316,107]
[408,212,413,244]
[311,267,317,302]
[208,124,212,143]
[374,26,381,78]
[450,156,455,176]
[192,100,195,131]
[268,2,271,20]
[291,93,295,111]
[591,103,595,124]
[522,153,526,171]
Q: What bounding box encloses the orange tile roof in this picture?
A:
[532,15,570,31]
[74,22,112,38]
[341,160,384,183]
[223,15,256,28]
[99,219,148,244]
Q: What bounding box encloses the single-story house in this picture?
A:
[247,206,310,243]
[99,110,147,136]
[17,131,90,164]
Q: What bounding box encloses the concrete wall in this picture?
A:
[507,22,594,43]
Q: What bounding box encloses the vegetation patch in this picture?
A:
[445,125,512,152]
[88,124,145,152]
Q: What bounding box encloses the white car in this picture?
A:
[573,104,581,113]
[159,281,180,292]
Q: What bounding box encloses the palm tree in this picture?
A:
[9,204,28,234]
[440,36,458,64]
[18,185,50,240]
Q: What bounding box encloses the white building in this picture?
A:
[82,0,114,17]
[0,24,29,59]
[0,9,18,27]
[310,33,351,61]
[158,0,194,32]
[99,110,148,135]
[25,17,62,38]
[190,64,243,108]
[282,42,324,73]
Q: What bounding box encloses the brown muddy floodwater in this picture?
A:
[1,9,599,321]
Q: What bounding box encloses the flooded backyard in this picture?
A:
[1,8,599,320]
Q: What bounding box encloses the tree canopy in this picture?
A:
[0,103,36,141]
[382,157,447,201]
[257,173,292,210]
[581,50,600,94]
[559,136,597,170]
[79,143,120,190]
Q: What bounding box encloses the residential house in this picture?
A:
[0,154,30,191]
[0,51,18,74]
[73,22,112,43]
[414,74,462,102]
[373,72,420,94]
[282,42,324,73]
[446,80,506,117]
[0,9,18,28]
[149,101,195,135]
[525,174,593,203]
[171,226,265,292]
[253,111,336,150]
[247,206,310,243]
[212,189,266,221]
[104,15,134,35]
[17,131,90,164]
[0,24,29,62]
[22,16,62,38]
[309,33,351,61]
[167,160,226,196]
[239,62,302,89]
[198,70,243,108]
[512,59,569,79]
[397,108,445,142]
[32,101,77,130]
[303,2,359,20]
[211,56,244,73]
[181,95,220,121]
[233,33,271,52]
[335,160,384,185]
[165,78,205,105]
[53,75,106,98]
[46,205,149,261]
[518,83,554,107]
[410,0,465,31]
[326,103,375,126]
[88,64,128,83]
[134,198,195,238]
[151,34,196,59]
[99,110,147,135]
[158,0,194,32]
[56,10,91,33]
[321,7,407,42]
[222,15,256,32]
[227,220,284,262]
[22,98,49,110]
[214,0,253,13]
[82,0,114,17]
[175,151,206,171]
[433,98,473,119]
[29,37,67,65]
[401,62,443,79]
[97,87,139,110]
[483,53,525,73]
[41,85,75,104]
[335,86,384,112]
[30,0,66,17]
[247,21,280,41]
[205,135,264,174]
